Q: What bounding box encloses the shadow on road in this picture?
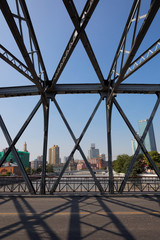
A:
[0,195,160,239]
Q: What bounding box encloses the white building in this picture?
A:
[31,156,43,170]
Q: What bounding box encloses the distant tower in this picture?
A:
[138,119,157,152]
[88,144,99,159]
[23,142,28,152]
[49,145,60,165]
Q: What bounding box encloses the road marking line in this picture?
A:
[0,211,159,216]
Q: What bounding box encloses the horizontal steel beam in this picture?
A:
[0,84,160,98]
[0,85,39,98]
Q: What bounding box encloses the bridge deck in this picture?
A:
[0,195,159,239]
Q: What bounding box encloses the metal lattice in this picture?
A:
[0,0,160,194]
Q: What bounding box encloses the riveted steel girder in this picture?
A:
[0,84,160,98]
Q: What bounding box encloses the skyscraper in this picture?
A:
[48,145,60,165]
[88,144,99,159]
[131,137,138,154]
[138,119,157,152]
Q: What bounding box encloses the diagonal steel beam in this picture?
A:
[63,0,105,88]
[0,44,33,82]
[50,0,99,89]
[113,0,160,90]
[113,96,160,193]
[50,96,104,194]
[123,39,160,80]
[0,99,42,167]
[131,0,141,47]
[107,0,140,84]
[0,116,36,194]
[107,0,160,104]
[19,0,49,83]
[0,0,43,92]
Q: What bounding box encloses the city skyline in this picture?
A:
[0,1,160,162]
[0,132,159,163]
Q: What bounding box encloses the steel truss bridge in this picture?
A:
[0,0,160,195]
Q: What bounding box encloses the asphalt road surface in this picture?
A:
[0,194,160,239]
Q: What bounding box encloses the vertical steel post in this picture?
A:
[40,99,50,194]
[106,98,114,194]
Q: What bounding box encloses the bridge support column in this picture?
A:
[40,99,50,195]
[106,98,114,194]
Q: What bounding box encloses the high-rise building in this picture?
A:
[138,119,157,152]
[48,145,60,165]
[131,120,157,154]
[131,137,138,154]
[131,132,143,155]
[88,144,99,159]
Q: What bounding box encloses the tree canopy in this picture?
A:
[113,153,145,176]
[46,164,54,173]
[144,151,160,169]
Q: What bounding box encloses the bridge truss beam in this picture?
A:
[0,0,160,195]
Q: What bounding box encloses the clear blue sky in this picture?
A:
[0,1,160,162]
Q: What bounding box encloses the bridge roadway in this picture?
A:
[0,194,159,240]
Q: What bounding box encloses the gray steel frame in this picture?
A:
[0,0,160,194]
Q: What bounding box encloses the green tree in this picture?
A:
[25,167,30,174]
[6,171,11,176]
[46,164,54,173]
[113,154,130,173]
[31,168,36,175]
[144,151,160,169]
[130,154,146,176]
[113,154,145,176]
[36,166,42,173]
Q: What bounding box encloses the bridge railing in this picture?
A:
[0,176,160,194]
